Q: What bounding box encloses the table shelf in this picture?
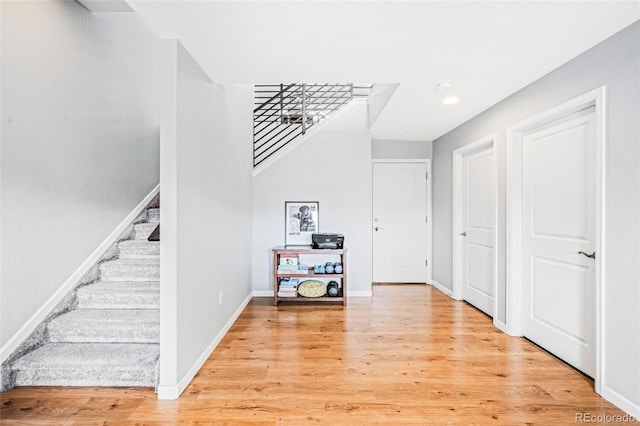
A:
[273,246,347,307]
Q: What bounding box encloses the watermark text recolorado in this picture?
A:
[576,412,637,423]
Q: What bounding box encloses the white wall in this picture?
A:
[252,101,372,296]
[371,139,432,159]
[432,22,640,415]
[368,83,398,127]
[0,1,160,350]
[159,41,253,398]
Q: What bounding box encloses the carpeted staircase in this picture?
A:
[8,208,160,388]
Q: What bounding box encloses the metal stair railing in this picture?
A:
[253,83,371,167]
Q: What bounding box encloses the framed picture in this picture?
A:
[285,201,319,246]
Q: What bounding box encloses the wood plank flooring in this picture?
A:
[1,285,628,424]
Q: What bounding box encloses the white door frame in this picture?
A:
[452,135,498,315]
[371,159,432,283]
[506,87,606,392]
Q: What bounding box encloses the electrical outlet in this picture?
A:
[218,291,224,306]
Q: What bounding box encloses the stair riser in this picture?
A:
[47,308,160,344]
[76,292,159,310]
[14,369,155,387]
[134,223,157,240]
[75,282,159,310]
[119,242,159,258]
[119,254,159,260]
[11,343,158,389]
[48,327,159,343]
[100,264,159,282]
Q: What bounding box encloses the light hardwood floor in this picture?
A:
[0,285,628,424]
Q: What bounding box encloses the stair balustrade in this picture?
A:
[253,83,371,167]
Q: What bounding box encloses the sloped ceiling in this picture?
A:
[128,1,639,141]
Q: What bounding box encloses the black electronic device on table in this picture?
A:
[312,233,344,249]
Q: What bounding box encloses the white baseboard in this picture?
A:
[430,280,453,298]
[348,290,372,297]
[430,281,508,333]
[0,184,160,364]
[493,319,508,333]
[157,292,253,400]
[600,384,640,419]
[252,290,273,297]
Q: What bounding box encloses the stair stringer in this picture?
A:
[253,98,368,177]
[0,190,160,392]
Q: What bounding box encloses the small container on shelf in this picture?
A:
[279,254,298,266]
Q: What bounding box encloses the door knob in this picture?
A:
[578,251,596,259]
[459,232,467,237]
[374,227,384,231]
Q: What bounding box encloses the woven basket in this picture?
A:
[297,280,327,297]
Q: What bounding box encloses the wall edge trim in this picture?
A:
[493,319,508,334]
[600,384,640,418]
[430,280,454,298]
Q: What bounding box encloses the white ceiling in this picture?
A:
[128,1,639,141]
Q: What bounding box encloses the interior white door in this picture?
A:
[521,108,596,377]
[460,147,496,316]
[373,162,427,283]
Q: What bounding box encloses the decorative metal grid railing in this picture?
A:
[253,83,370,167]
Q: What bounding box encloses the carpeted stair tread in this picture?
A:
[134,223,158,240]
[12,343,158,387]
[76,281,159,309]
[118,239,160,258]
[48,309,159,343]
[100,258,159,281]
[7,205,162,390]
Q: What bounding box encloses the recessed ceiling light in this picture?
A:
[437,80,459,105]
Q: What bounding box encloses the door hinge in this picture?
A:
[426,172,429,180]
[425,259,428,267]
[425,216,428,223]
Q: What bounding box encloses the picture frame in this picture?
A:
[285,201,319,246]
